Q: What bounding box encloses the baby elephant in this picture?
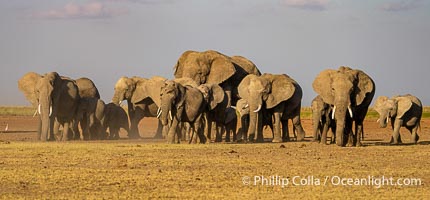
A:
[373,94,422,144]
[77,98,129,140]
[311,96,336,144]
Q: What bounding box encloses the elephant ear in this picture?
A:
[354,70,375,105]
[18,72,42,107]
[263,74,296,109]
[312,69,336,105]
[394,96,412,119]
[205,50,236,84]
[208,84,225,110]
[146,76,167,107]
[238,74,256,100]
[131,78,149,104]
[175,83,186,119]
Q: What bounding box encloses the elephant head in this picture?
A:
[196,83,225,111]
[373,96,412,128]
[237,73,297,142]
[159,80,185,126]
[312,66,375,146]
[112,76,166,107]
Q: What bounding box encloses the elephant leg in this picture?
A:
[391,119,403,144]
[167,118,179,144]
[225,124,231,143]
[195,119,206,144]
[282,119,290,142]
[61,122,70,141]
[52,118,60,141]
[272,113,282,143]
[215,122,223,142]
[355,122,364,147]
[153,120,164,139]
[256,111,264,143]
[410,126,419,144]
[81,115,88,140]
[321,122,329,145]
[292,115,305,141]
[37,118,42,141]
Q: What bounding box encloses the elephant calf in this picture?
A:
[373,94,422,144]
[311,95,336,144]
[77,98,129,140]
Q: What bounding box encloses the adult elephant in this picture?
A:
[312,66,375,147]
[173,50,261,107]
[159,80,207,144]
[75,77,100,139]
[18,72,80,141]
[311,95,336,144]
[237,73,306,143]
[373,94,422,144]
[112,76,167,139]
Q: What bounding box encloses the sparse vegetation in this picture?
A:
[0,106,35,116]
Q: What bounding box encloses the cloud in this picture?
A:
[107,0,174,5]
[380,0,422,12]
[283,0,329,11]
[33,2,128,19]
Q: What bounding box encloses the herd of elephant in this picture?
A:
[18,50,423,147]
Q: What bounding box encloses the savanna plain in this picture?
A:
[0,107,429,199]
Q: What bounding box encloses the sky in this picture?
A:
[1,0,429,106]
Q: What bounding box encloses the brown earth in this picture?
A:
[0,116,429,199]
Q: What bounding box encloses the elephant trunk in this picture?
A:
[312,111,322,141]
[39,97,52,141]
[111,93,124,106]
[160,103,172,126]
[378,113,389,128]
[334,105,347,146]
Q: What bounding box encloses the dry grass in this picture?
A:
[0,141,428,199]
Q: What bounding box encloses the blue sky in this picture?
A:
[1,0,429,106]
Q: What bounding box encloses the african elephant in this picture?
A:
[75,77,100,139]
[112,76,167,139]
[18,72,80,141]
[237,73,305,143]
[159,80,207,144]
[77,98,129,140]
[312,66,375,147]
[196,83,234,142]
[373,94,422,144]
[173,50,261,107]
[311,95,336,144]
[234,99,274,142]
[77,97,106,140]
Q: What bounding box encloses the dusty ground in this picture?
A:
[0,116,429,199]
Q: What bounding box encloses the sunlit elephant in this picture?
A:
[173,50,261,107]
[237,73,305,143]
[373,94,422,144]
[311,95,336,144]
[312,66,375,147]
[18,72,80,141]
[112,76,167,139]
[159,80,207,144]
[234,99,274,142]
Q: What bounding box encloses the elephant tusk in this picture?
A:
[386,116,389,123]
[230,106,236,110]
[33,109,38,117]
[253,104,262,113]
[49,106,52,117]
[331,106,336,120]
[157,107,161,116]
[244,104,249,109]
[348,106,353,118]
[38,104,41,115]
[169,110,173,121]
[119,101,123,105]
[157,110,162,118]
[376,118,380,123]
